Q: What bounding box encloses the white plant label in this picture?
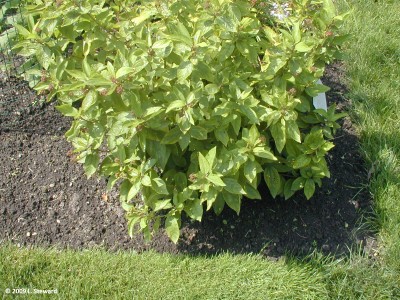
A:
[312,79,328,111]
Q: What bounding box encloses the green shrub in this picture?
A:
[14,0,348,242]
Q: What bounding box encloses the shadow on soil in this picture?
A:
[176,125,374,258]
[0,63,376,260]
[176,62,375,258]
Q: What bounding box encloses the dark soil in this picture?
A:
[0,62,375,258]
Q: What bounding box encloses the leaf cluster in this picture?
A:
[14,0,348,242]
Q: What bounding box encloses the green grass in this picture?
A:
[1,245,326,300]
[0,245,399,299]
[340,0,400,273]
[1,0,400,299]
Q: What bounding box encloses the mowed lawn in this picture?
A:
[1,0,400,299]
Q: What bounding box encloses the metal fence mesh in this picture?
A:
[0,0,45,131]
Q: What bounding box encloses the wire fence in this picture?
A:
[0,0,45,131]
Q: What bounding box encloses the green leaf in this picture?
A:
[128,182,141,201]
[141,175,152,186]
[174,172,188,191]
[263,25,279,43]
[323,0,336,19]
[146,140,171,170]
[152,39,172,49]
[243,183,261,200]
[247,125,259,144]
[286,121,301,143]
[184,198,203,221]
[237,39,258,64]
[271,120,286,153]
[122,202,134,212]
[207,174,226,187]
[56,104,78,117]
[176,21,191,41]
[178,133,191,150]
[205,84,219,95]
[293,154,311,169]
[244,160,258,183]
[166,33,191,46]
[131,58,148,73]
[304,179,316,200]
[161,127,182,144]
[131,8,156,26]
[14,24,32,38]
[223,178,245,195]
[142,106,163,120]
[291,177,305,191]
[238,105,259,124]
[205,147,217,166]
[305,84,330,97]
[231,115,241,136]
[304,130,325,150]
[216,15,237,32]
[292,22,301,43]
[152,39,173,57]
[153,217,161,233]
[81,90,97,111]
[284,179,295,200]
[190,126,208,140]
[264,166,281,198]
[177,61,193,81]
[120,179,131,202]
[217,43,235,62]
[165,215,180,243]
[36,46,52,70]
[198,152,211,174]
[106,61,116,77]
[223,192,241,215]
[55,59,68,80]
[83,58,91,77]
[195,61,214,82]
[85,77,112,86]
[117,144,126,164]
[213,194,225,215]
[295,42,313,52]
[215,128,229,146]
[166,100,186,113]
[202,189,219,211]
[127,215,140,237]
[253,147,277,160]
[153,199,173,212]
[106,175,118,191]
[83,153,99,178]
[116,67,136,79]
[152,178,169,195]
[322,142,335,152]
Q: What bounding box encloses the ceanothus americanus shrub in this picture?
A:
[15,0,348,242]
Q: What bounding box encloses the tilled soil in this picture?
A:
[0,63,375,258]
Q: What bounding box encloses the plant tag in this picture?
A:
[313,80,328,111]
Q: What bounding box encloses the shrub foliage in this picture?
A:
[15,0,348,242]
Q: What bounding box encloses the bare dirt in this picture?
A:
[0,62,375,258]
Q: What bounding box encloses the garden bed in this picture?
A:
[0,62,375,258]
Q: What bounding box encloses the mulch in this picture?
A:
[0,62,375,259]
